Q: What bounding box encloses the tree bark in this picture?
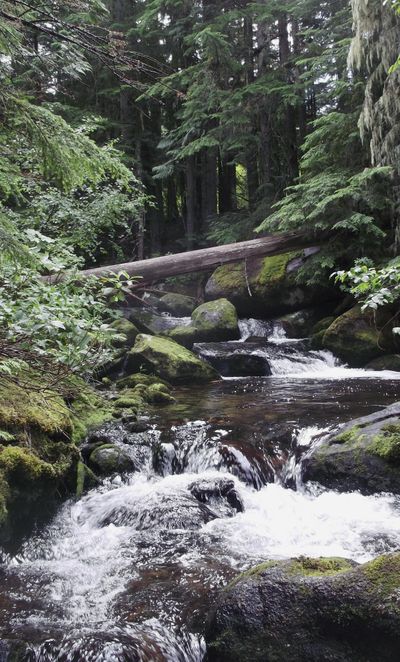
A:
[72,231,314,283]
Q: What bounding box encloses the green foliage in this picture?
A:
[334,258,400,321]
[257,110,394,284]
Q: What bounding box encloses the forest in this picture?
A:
[1,1,400,661]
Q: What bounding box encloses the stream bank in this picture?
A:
[1,314,400,661]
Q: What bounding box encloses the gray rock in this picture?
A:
[88,444,135,476]
[303,402,400,494]
[206,554,400,662]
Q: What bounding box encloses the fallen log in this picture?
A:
[74,231,314,284]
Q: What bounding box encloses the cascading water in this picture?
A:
[2,319,400,661]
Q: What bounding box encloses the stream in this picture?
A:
[2,320,400,661]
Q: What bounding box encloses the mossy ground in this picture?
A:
[369,423,400,464]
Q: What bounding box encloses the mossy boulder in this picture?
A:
[127,334,218,384]
[303,402,400,494]
[190,298,240,342]
[116,373,170,390]
[110,318,139,348]
[322,304,394,367]
[158,292,197,316]
[364,355,400,372]
[146,383,176,405]
[129,307,172,335]
[206,553,400,662]
[0,376,114,545]
[166,325,199,348]
[88,444,135,476]
[205,249,334,317]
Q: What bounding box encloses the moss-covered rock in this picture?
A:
[146,383,176,405]
[322,305,394,367]
[0,376,114,546]
[88,444,135,475]
[364,354,400,372]
[166,325,199,349]
[126,334,219,384]
[190,298,240,342]
[206,553,400,662]
[116,373,170,390]
[303,402,400,494]
[110,318,139,348]
[205,249,334,317]
[158,292,197,316]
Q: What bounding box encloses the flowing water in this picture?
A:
[2,320,400,661]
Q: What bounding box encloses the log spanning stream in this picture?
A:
[2,321,400,661]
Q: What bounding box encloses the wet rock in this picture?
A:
[127,334,219,384]
[219,441,274,488]
[99,492,217,529]
[205,249,334,317]
[189,478,244,513]
[110,318,139,348]
[303,402,400,494]
[205,554,400,662]
[364,354,400,371]
[146,383,176,405]
[128,307,171,335]
[278,308,329,338]
[158,292,197,316]
[199,349,271,377]
[153,442,179,476]
[322,305,389,366]
[88,444,135,476]
[190,299,240,342]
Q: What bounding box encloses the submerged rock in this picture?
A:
[303,402,400,494]
[127,334,218,384]
[206,554,400,662]
[189,477,244,513]
[205,249,333,317]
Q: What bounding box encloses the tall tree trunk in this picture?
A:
[201,148,218,225]
[279,12,299,183]
[185,155,197,250]
[244,12,259,207]
[219,156,236,214]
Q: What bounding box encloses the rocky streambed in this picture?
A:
[2,317,400,661]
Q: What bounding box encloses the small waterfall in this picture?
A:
[238,318,272,341]
[278,426,331,489]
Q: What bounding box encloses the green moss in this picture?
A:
[288,556,354,577]
[0,446,56,481]
[113,390,144,411]
[322,305,382,366]
[312,316,336,335]
[334,425,363,445]
[213,262,246,291]
[0,379,71,437]
[226,560,281,590]
[192,299,238,332]
[256,251,300,287]
[147,383,175,404]
[369,424,400,464]
[68,380,114,444]
[128,334,218,384]
[116,373,170,390]
[110,318,139,347]
[362,554,400,595]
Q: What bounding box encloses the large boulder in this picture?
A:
[158,292,197,316]
[322,305,385,366]
[190,299,240,342]
[126,334,218,384]
[206,554,400,662]
[303,402,400,494]
[205,248,333,317]
[0,377,114,546]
